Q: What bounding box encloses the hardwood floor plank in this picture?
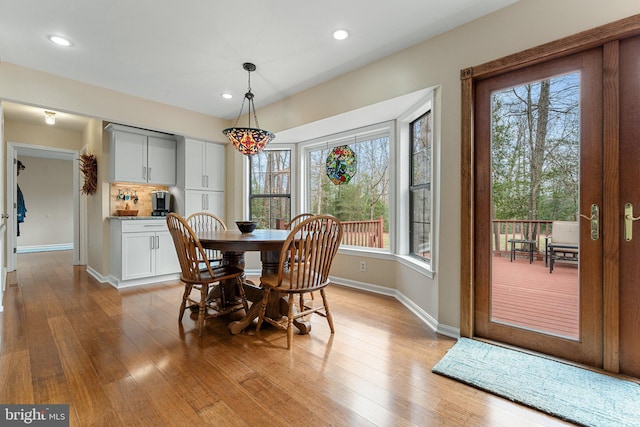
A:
[0,349,34,403]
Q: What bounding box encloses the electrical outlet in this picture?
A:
[360,261,366,271]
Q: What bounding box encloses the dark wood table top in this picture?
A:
[195,229,290,252]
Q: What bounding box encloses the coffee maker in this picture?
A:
[151,190,171,216]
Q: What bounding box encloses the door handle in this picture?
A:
[624,203,640,241]
[579,204,599,240]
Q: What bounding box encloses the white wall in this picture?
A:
[16,156,73,249]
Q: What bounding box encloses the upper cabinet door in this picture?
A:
[184,139,224,191]
[110,131,147,183]
[205,143,225,192]
[107,124,177,184]
[184,138,207,189]
[147,136,176,185]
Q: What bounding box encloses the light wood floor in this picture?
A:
[0,251,574,426]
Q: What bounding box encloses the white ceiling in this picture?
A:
[0,0,517,130]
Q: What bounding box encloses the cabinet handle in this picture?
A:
[205,194,209,210]
[150,236,155,250]
[148,167,151,181]
[143,166,147,180]
[206,175,209,187]
[155,235,159,249]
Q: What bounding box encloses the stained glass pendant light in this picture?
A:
[223,62,275,155]
[326,145,357,185]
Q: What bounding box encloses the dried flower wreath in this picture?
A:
[79,153,97,195]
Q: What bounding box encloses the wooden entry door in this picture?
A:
[619,35,640,378]
[473,48,604,367]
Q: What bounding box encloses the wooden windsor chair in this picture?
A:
[256,214,343,349]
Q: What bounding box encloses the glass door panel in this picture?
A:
[490,72,580,340]
[474,48,603,367]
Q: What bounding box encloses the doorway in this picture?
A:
[6,143,84,271]
[461,16,640,377]
[473,48,603,366]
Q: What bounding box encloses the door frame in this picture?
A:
[6,142,85,270]
[461,14,640,373]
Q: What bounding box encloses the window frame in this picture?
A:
[396,89,436,273]
[409,109,433,263]
[299,122,394,253]
[246,146,295,229]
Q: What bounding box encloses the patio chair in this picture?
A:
[545,221,579,273]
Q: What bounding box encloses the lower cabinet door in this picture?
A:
[122,232,155,280]
[156,231,180,275]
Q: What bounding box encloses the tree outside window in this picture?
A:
[307,133,390,250]
[249,149,291,229]
[410,110,432,262]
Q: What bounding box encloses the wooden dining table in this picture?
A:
[195,228,311,335]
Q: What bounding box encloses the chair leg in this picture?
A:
[287,293,295,350]
[255,288,271,331]
[179,284,192,322]
[219,283,227,310]
[320,289,335,333]
[197,285,208,336]
[236,277,249,312]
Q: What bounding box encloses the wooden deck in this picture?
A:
[491,255,579,339]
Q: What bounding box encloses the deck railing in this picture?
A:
[492,219,553,259]
[276,216,385,249]
[340,217,384,248]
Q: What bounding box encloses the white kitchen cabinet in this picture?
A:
[106,124,177,185]
[184,190,224,217]
[110,219,180,287]
[172,137,226,218]
[183,138,225,191]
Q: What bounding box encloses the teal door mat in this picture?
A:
[432,338,640,427]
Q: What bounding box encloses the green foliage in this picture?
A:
[491,73,580,222]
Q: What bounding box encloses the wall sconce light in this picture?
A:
[44,111,56,125]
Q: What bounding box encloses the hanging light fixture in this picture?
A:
[326,144,357,185]
[223,62,275,155]
[44,111,56,125]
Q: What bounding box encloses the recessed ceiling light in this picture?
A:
[333,29,349,41]
[48,35,72,47]
[221,93,233,99]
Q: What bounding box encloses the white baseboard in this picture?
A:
[85,266,179,289]
[85,266,108,284]
[17,243,73,253]
[330,275,459,338]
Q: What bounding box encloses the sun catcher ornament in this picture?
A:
[326,145,357,185]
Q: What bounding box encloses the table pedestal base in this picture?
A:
[227,249,311,335]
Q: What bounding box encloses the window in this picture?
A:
[410,110,432,262]
[306,127,390,250]
[249,149,291,229]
